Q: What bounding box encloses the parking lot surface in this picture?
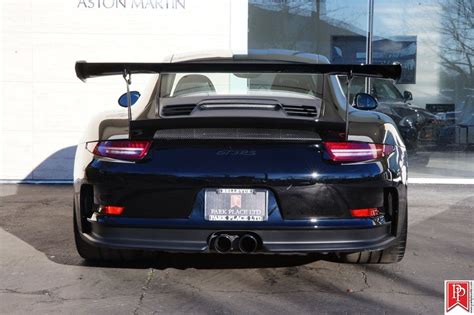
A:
[0,184,473,314]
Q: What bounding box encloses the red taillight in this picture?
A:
[351,208,380,217]
[101,205,125,215]
[323,142,394,162]
[88,140,151,161]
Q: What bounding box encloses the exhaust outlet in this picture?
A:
[214,234,234,253]
[238,234,258,253]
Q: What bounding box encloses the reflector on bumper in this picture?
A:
[351,208,380,217]
[100,205,125,215]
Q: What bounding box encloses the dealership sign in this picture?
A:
[77,0,185,9]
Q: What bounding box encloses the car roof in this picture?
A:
[166,49,330,65]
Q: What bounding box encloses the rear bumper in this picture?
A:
[80,219,396,253]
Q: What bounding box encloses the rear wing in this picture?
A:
[75,61,402,140]
[75,61,401,81]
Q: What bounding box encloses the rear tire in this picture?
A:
[337,214,407,264]
[73,200,140,262]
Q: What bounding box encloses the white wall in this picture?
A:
[0,0,248,181]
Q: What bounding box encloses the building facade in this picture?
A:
[1,0,472,181]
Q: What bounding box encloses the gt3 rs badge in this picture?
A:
[216,150,256,156]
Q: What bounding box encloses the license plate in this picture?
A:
[204,188,268,221]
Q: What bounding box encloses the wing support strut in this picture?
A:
[122,69,132,139]
[345,71,353,141]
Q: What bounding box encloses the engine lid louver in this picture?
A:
[161,103,318,118]
[282,105,318,117]
[161,104,196,116]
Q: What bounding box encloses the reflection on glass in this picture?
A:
[248,0,474,178]
[249,0,368,56]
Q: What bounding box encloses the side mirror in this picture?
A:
[403,90,413,101]
[118,91,140,108]
[353,93,378,110]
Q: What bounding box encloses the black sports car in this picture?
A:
[73,52,408,264]
[340,76,443,151]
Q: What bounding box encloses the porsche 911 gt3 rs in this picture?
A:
[73,51,407,264]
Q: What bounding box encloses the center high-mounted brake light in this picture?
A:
[323,142,394,162]
[87,140,151,161]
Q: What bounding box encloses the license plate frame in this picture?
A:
[204,188,268,222]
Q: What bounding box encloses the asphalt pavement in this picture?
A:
[0,184,473,314]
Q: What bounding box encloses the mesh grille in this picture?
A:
[154,128,320,141]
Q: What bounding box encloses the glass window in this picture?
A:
[372,80,404,101]
[372,0,474,178]
[160,72,323,99]
[248,0,474,179]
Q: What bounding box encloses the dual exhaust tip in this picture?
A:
[213,234,259,253]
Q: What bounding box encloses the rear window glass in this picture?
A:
[159,72,324,99]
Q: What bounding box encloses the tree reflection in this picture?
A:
[438,0,473,93]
